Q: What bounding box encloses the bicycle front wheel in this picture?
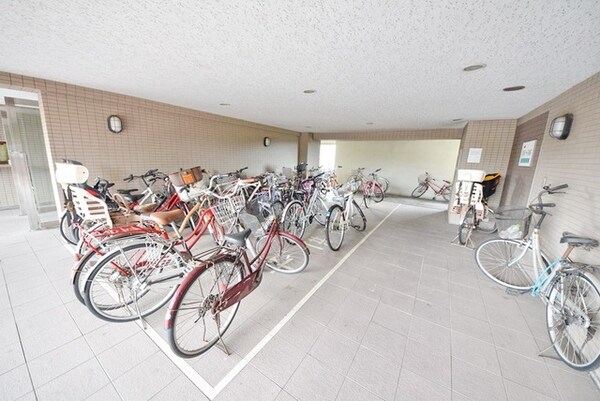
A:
[474,238,540,290]
[166,258,242,358]
[376,177,389,193]
[458,206,474,246]
[281,200,306,238]
[256,232,309,274]
[84,241,186,322]
[441,186,451,201]
[546,271,600,371]
[326,204,345,251]
[411,184,427,198]
[350,200,366,231]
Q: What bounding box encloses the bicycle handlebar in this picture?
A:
[546,183,568,193]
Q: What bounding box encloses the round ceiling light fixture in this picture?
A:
[303,89,317,94]
[463,64,486,71]
[503,85,525,91]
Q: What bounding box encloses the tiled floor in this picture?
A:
[1,201,599,401]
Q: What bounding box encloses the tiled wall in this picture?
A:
[0,71,301,211]
[500,112,548,207]
[455,120,517,209]
[517,72,600,264]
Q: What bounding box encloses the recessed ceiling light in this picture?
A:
[303,89,317,94]
[463,64,486,71]
[219,103,230,106]
[305,126,312,128]
[503,86,525,92]
[366,122,374,125]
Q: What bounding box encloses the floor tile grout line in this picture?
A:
[210,203,403,399]
[59,236,217,399]
[0,265,40,401]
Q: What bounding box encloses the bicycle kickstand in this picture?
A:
[132,290,147,330]
[213,313,231,356]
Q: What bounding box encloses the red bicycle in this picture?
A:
[165,209,310,357]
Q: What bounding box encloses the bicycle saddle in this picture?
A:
[143,209,183,226]
[121,193,144,203]
[223,228,251,247]
[560,233,599,248]
[117,189,138,194]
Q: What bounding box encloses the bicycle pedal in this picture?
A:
[505,288,528,296]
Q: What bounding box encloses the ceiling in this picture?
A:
[2,1,600,133]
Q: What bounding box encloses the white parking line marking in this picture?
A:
[210,204,401,398]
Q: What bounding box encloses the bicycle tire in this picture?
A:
[281,200,306,238]
[326,204,345,251]
[312,196,328,226]
[372,182,384,203]
[350,200,366,231]
[256,232,309,274]
[475,238,546,290]
[60,211,81,245]
[72,234,149,304]
[363,182,374,209]
[166,257,242,358]
[411,184,427,198]
[376,177,389,193]
[458,206,475,246]
[83,240,186,322]
[441,186,451,201]
[546,271,600,371]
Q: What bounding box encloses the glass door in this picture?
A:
[1,96,57,229]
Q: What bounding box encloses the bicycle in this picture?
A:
[456,173,501,245]
[165,207,310,358]
[280,172,331,238]
[325,180,366,251]
[411,172,451,201]
[347,167,389,194]
[474,184,600,371]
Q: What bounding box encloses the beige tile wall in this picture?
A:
[0,71,301,211]
[517,72,600,264]
[500,112,548,207]
[455,119,517,209]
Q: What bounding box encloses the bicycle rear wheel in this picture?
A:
[475,238,542,290]
[166,258,242,358]
[441,186,451,201]
[60,211,81,245]
[256,232,309,274]
[376,177,389,193]
[546,271,600,371]
[350,200,366,231]
[326,204,345,251]
[281,200,306,238]
[411,184,427,198]
[458,206,475,246]
[84,240,186,322]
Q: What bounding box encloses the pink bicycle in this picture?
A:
[411,172,451,201]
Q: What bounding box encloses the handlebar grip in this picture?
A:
[548,183,568,192]
[123,175,134,182]
[540,203,556,208]
[145,169,159,176]
[374,168,381,172]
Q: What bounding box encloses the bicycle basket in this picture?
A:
[496,207,532,240]
[211,195,245,233]
[341,179,360,193]
[417,173,428,185]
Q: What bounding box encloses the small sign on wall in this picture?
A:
[467,148,482,164]
[519,140,536,167]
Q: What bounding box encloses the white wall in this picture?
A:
[334,139,460,196]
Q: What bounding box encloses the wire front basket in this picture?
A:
[211,195,245,233]
[496,207,532,240]
[417,173,429,185]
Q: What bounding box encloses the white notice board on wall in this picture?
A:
[467,148,482,164]
[519,140,536,167]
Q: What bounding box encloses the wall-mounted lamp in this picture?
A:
[107,115,123,134]
[263,137,271,147]
[548,114,573,140]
